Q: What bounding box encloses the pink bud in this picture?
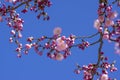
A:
[18,32,22,38]
[25,44,32,49]
[98,27,103,32]
[17,53,21,58]
[53,27,62,35]
[16,48,21,52]
[55,53,64,61]
[18,43,22,48]
[24,50,28,55]
[74,69,80,74]
[27,36,34,42]
[10,30,16,35]
[9,37,13,43]
[103,34,109,39]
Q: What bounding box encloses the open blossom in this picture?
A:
[98,16,104,22]
[94,19,101,29]
[55,37,68,51]
[56,37,64,44]
[108,11,118,19]
[53,27,62,35]
[56,43,68,51]
[105,19,114,27]
[55,53,64,61]
[100,74,108,80]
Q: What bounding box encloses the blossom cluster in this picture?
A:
[13,27,92,61]
[0,0,52,46]
[94,1,120,54]
[74,52,117,80]
[15,27,75,60]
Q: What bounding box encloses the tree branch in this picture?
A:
[75,32,99,39]
[6,0,31,12]
[91,33,103,79]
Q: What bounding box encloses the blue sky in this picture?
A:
[0,0,120,80]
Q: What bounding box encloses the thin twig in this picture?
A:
[76,32,99,39]
[6,0,31,12]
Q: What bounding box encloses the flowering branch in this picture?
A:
[0,0,120,80]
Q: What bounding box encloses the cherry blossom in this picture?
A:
[100,74,108,80]
[98,16,104,22]
[53,27,62,35]
[55,37,68,51]
[94,19,101,29]
[55,53,64,61]
[25,44,32,50]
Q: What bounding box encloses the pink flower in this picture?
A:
[105,19,114,27]
[53,27,62,35]
[18,32,22,38]
[55,53,64,61]
[94,19,101,29]
[25,44,32,49]
[56,37,64,44]
[10,30,16,35]
[107,11,118,19]
[103,30,109,39]
[17,53,21,58]
[98,16,104,22]
[55,37,68,51]
[16,48,21,52]
[106,5,112,12]
[9,37,13,43]
[56,43,68,51]
[27,36,34,42]
[103,34,109,39]
[98,27,103,32]
[100,74,108,80]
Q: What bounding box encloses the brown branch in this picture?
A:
[75,32,99,39]
[91,33,103,80]
[89,39,100,46]
[6,0,31,12]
